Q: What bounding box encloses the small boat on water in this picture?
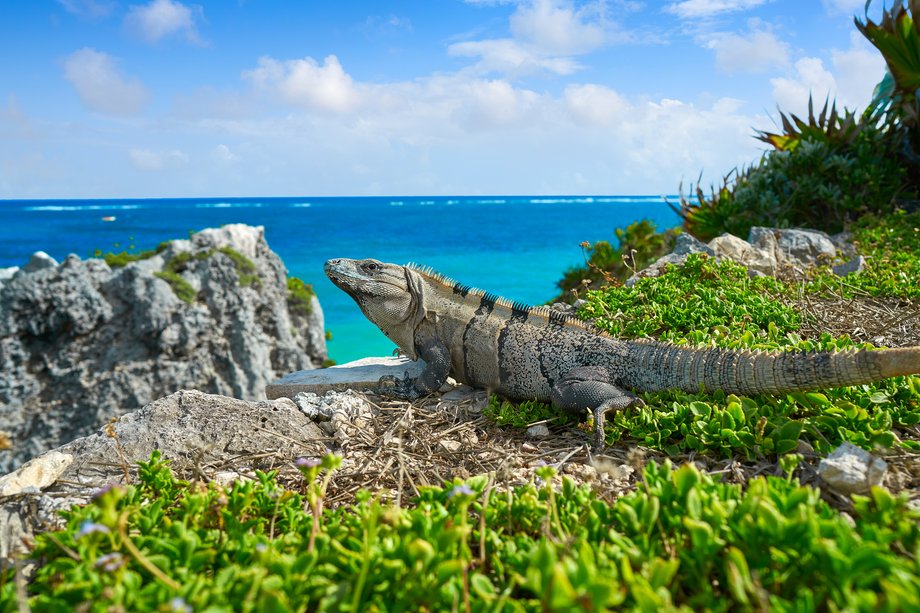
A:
[101,216,116,222]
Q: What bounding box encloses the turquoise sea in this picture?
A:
[0,196,680,362]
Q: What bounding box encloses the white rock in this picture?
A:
[818,442,887,495]
[0,451,73,496]
[527,424,551,438]
[21,251,58,273]
[708,233,777,274]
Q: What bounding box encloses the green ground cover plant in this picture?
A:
[3,453,917,612]
[492,245,920,458]
[804,209,920,300]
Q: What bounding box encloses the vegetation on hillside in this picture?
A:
[3,452,917,611]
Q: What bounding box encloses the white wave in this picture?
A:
[24,204,142,212]
[291,202,312,208]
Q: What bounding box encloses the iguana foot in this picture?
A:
[591,396,645,451]
[551,367,645,451]
[376,373,420,400]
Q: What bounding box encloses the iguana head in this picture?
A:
[324,258,425,357]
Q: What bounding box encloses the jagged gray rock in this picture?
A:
[0,389,329,563]
[0,225,327,474]
[626,234,714,285]
[630,226,850,282]
[832,255,867,277]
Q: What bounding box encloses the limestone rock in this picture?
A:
[267,356,427,398]
[708,233,777,274]
[0,451,72,497]
[0,224,328,474]
[626,234,714,286]
[21,251,58,274]
[748,227,837,267]
[832,255,867,277]
[0,390,328,563]
[818,442,888,495]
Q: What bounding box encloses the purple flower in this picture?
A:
[95,552,124,572]
[448,484,474,499]
[169,597,193,613]
[296,457,321,468]
[77,521,110,538]
[91,482,121,500]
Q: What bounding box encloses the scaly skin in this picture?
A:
[325,258,920,448]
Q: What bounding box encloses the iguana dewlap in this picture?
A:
[325,258,920,448]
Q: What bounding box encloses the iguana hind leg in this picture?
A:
[551,366,645,449]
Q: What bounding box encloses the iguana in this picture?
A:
[325,258,920,448]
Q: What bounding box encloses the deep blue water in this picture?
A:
[0,196,680,362]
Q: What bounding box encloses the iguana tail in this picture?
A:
[621,342,920,395]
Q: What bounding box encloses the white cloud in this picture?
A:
[211,144,238,164]
[125,0,201,44]
[705,26,790,73]
[62,48,150,116]
[770,33,885,116]
[451,0,618,77]
[831,32,886,107]
[243,55,361,113]
[448,39,581,75]
[510,0,607,55]
[564,83,627,126]
[666,0,768,19]
[57,0,116,19]
[771,58,836,115]
[129,148,188,171]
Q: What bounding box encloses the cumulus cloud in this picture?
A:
[451,0,618,77]
[243,55,362,113]
[125,0,201,44]
[705,26,790,73]
[510,0,607,55]
[63,48,150,116]
[564,83,628,126]
[770,33,885,116]
[128,148,188,171]
[211,143,238,164]
[666,0,768,19]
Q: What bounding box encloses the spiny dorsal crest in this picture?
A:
[406,262,603,334]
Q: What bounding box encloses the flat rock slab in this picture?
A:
[266,356,427,399]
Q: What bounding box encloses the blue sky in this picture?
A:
[0,0,887,198]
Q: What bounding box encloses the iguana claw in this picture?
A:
[376,372,420,400]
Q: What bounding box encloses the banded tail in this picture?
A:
[623,343,920,395]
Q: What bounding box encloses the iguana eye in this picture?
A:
[364,262,379,272]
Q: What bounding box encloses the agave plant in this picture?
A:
[856,0,920,99]
[755,96,861,152]
[857,0,920,157]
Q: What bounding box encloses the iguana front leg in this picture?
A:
[378,329,451,399]
[551,366,645,449]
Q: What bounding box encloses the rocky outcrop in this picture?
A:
[0,224,327,474]
[628,226,854,284]
[0,390,328,562]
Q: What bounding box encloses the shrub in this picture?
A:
[553,220,679,302]
[287,276,315,317]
